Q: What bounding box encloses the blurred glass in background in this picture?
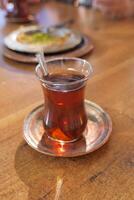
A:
[0,0,41,18]
[57,0,134,19]
[93,0,134,19]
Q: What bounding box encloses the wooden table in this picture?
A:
[0,2,134,200]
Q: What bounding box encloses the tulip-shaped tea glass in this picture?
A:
[35,57,92,144]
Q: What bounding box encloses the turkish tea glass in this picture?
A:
[35,57,92,143]
[1,0,29,18]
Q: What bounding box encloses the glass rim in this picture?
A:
[35,57,93,86]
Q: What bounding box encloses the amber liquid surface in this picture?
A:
[42,73,87,142]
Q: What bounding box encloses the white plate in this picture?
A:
[4,26,82,54]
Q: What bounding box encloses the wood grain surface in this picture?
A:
[0,1,134,200]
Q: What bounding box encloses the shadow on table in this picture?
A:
[14,140,110,200]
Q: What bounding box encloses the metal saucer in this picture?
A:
[23,100,112,157]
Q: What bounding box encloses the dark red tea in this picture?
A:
[42,72,87,142]
[6,0,29,18]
